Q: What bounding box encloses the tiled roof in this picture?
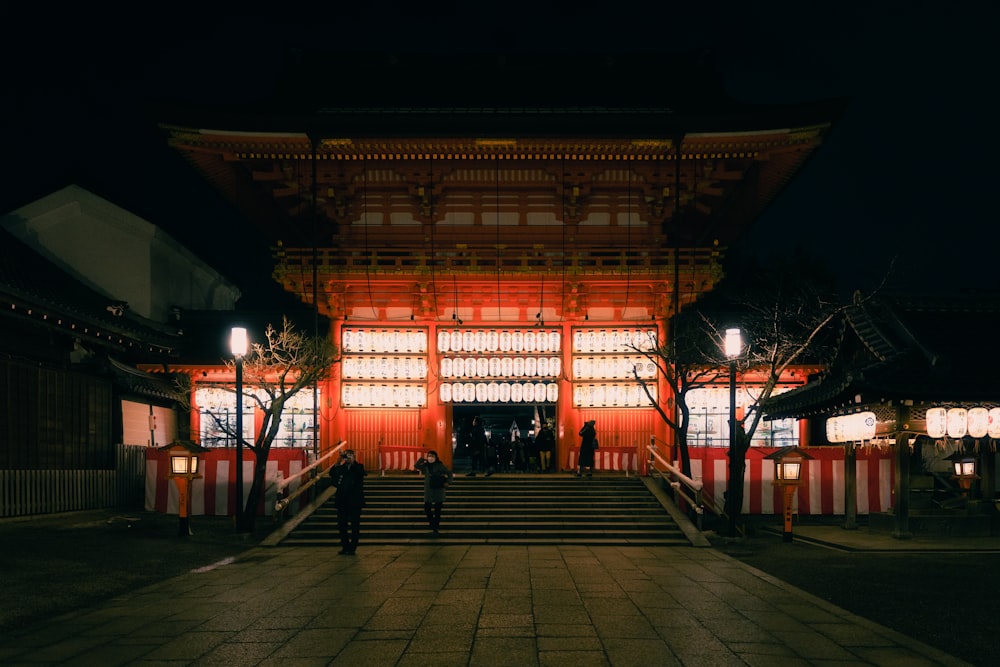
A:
[763,293,1000,418]
[0,226,182,359]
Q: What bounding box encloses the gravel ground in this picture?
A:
[2,509,997,666]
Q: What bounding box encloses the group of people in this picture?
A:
[459,416,558,476]
[326,419,598,554]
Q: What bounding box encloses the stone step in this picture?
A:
[281,475,693,547]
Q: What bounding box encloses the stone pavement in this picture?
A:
[0,534,974,666]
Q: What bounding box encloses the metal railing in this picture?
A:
[273,440,347,515]
[646,436,705,530]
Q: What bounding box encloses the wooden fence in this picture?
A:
[0,444,147,518]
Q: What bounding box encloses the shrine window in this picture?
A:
[686,386,799,448]
[194,386,319,448]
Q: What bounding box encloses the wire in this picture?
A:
[495,155,502,322]
[363,155,376,320]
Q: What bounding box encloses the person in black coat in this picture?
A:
[535,422,556,473]
[329,449,366,555]
[467,415,488,477]
[576,420,598,477]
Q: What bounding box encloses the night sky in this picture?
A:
[3,3,997,305]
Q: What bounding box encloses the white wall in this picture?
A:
[1,185,241,321]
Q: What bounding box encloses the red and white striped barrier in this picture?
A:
[379,446,425,472]
[145,448,308,516]
[687,446,894,515]
[566,447,640,473]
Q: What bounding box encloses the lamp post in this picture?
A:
[230,327,248,527]
[724,327,741,536]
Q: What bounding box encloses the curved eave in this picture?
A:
[157,97,846,144]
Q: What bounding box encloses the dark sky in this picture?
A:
[3,3,997,303]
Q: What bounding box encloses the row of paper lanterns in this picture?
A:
[440,381,559,404]
[828,407,1000,442]
[925,407,1000,439]
[342,328,428,354]
[438,329,562,354]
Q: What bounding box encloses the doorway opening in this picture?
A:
[452,403,556,474]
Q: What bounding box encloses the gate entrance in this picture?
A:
[452,403,556,474]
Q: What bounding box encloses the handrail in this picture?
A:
[273,440,347,513]
[646,437,704,530]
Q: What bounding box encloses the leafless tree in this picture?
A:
[208,317,337,532]
[636,253,848,535]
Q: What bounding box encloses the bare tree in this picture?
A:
[635,252,847,535]
[716,257,844,535]
[633,310,730,479]
[220,317,338,532]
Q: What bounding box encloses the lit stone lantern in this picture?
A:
[160,440,209,536]
[946,450,979,497]
[765,446,814,543]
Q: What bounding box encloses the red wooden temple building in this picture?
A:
[156,54,844,480]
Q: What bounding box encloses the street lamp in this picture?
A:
[724,327,741,536]
[230,326,248,526]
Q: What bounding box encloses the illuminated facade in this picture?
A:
[161,54,842,470]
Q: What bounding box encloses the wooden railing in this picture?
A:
[275,244,722,277]
[273,440,346,514]
[646,436,706,530]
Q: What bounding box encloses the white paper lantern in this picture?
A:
[546,383,559,402]
[988,407,1000,439]
[968,407,989,438]
[926,407,947,438]
[947,407,968,438]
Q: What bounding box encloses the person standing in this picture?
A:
[329,449,366,555]
[576,420,598,477]
[414,449,453,534]
[535,421,555,473]
[466,415,487,477]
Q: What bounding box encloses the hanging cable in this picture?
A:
[622,158,632,321]
[560,155,566,323]
[363,155,376,320]
[428,156,439,322]
[495,155,502,321]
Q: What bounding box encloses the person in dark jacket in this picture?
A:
[535,422,556,473]
[329,449,366,555]
[467,415,489,477]
[414,449,454,534]
[576,420,598,477]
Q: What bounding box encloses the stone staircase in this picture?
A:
[278,474,693,547]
